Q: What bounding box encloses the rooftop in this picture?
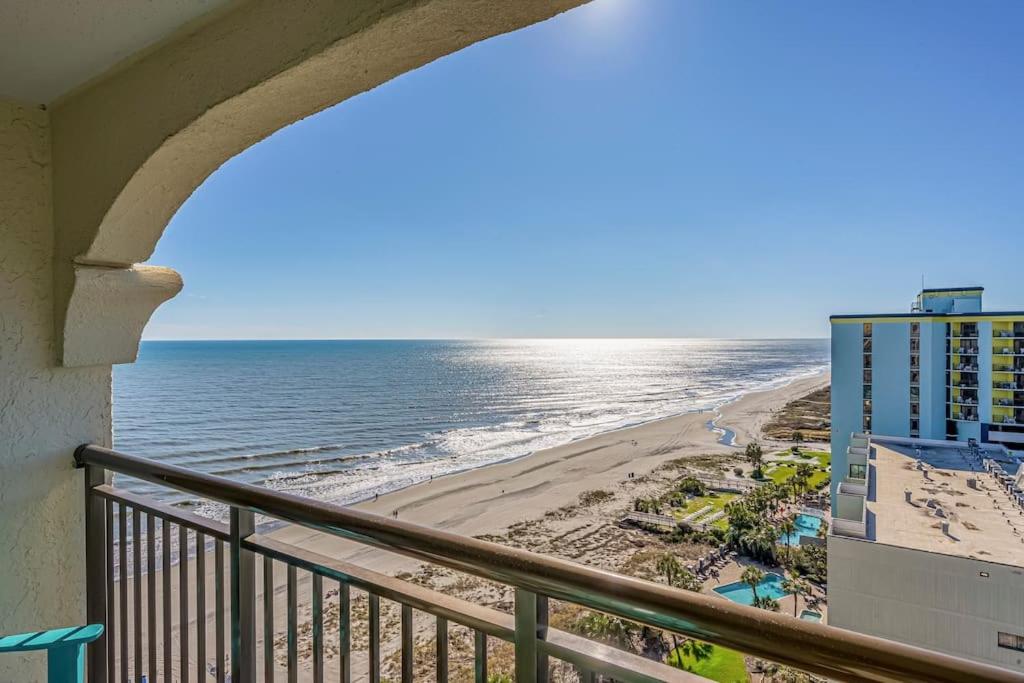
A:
[866,438,1024,566]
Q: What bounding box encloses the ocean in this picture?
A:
[113,339,828,508]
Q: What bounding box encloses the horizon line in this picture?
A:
[140,336,831,342]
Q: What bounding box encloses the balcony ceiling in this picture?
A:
[0,0,235,104]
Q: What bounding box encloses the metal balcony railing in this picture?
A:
[73,445,1023,683]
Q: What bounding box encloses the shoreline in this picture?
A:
[317,364,830,513]
[273,369,831,570]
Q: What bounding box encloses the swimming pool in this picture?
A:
[713,572,789,606]
[779,513,822,546]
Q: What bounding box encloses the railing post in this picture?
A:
[514,588,547,683]
[230,507,256,682]
[77,449,107,683]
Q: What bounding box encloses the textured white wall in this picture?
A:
[0,99,111,679]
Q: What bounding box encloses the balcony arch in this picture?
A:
[52,0,586,366]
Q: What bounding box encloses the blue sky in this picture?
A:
[145,0,1024,340]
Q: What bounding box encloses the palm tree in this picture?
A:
[741,566,766,603]
[745,441,764,477]
[795,463,815,497]
[656,553,682,587]
[575,612,637,651]
[779,517,797,564]
[781,577,809,617]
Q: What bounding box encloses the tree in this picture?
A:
[753,594,781,611]
[741,566,766,603]
[575,612,637,650]
[782,577,810,617]
[676,476,706,497]
[792,430,804,447]
[779,518,797,564]
[745,441,764,477]
[795,463,815,488]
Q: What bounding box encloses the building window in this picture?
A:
[862,415,872,432]
[910,370,920,385]
[850,463,867,479]
[863,323,872,337]
[910,322,920,337]
[863,385,872,400]
[998,632,1024,652]
[863,369,872,384]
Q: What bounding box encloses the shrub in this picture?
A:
[676,476,706,497]
[733,467,744,477]
[579,489,614,506]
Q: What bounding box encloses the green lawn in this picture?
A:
[674,492,738,529]
[805,450,831,468]
[776,449,831,469]
[765,464,829,490]
[668,643,749,682]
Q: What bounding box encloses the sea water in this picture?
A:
[114,339,828,508]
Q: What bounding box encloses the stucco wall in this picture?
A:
[829,535,1024,672]
[919,321,948,439]
[830,322,864,494]
[0,99,111,679]
[871,322,911,438]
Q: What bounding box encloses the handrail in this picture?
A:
[75,444,1023,683]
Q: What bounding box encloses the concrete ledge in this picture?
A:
[62,264,182,367]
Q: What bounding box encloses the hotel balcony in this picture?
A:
[66,445,1019,683]
[951,363,980,372]
[3,2,1024,683]
[952,346,980,355]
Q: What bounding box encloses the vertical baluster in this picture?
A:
[514,588,542,683]
[105,499,115,680]
[263,556,275,683]
[230,508,256,683]
[368,594,380,683]
[287,565,297,683]
[401,604,413,683]
[215,539,225,683]
[435,617,448,683]
[474,631,487,683]
[83,462,106,683]
[338,582,350,683]
[537,595,549,683]
[163,520,172,683]
[147,514,156,680]
[180,525,190,683]
[196,531,206,683]
[133,507,142,681]
[312,574,324,683]
[119,504,128,683]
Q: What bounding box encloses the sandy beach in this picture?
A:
[275,371,830,569]
[121,370,830,680]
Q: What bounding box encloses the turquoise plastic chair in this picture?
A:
[0,624,104,683]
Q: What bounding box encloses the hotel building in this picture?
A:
[830,286,1024,494]
[828,435,1024,672]
[828,288,1024,672]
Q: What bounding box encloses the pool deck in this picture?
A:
[702,558,829,624]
